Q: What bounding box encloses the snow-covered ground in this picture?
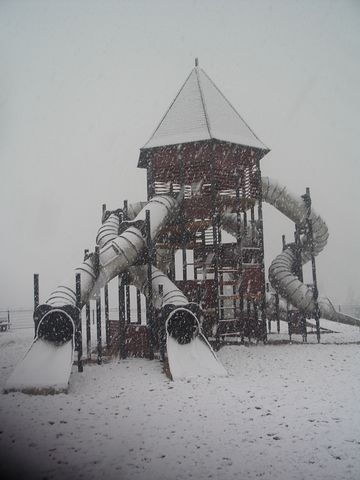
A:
[1,322,360,480]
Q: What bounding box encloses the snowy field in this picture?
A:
[1,322,360,480]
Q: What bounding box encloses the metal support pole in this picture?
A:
[303,187,321,343]
[287,299,292,342]
[169,248,176,282]
[94,246,102,364]
[256,164,267,343]
[105,283,110,348]
[266,283,271,333]
[86,301,91,360]
[125,284,131,322]
[75,272,83,372]
[275,292,280,333]
[123,200,128,220]
[158,284,166,362]
[146,209,155,360]
[33,274,39,310]
[136,290,142,324]
[147,159,154,200]
[96,292,102,365]
[33,273,39,337]
[118,274,126,359]
[294,225,307,342]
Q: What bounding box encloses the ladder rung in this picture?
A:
[219,294,240,300]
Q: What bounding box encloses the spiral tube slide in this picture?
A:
[263,177,360,327]
[220,177,359,327]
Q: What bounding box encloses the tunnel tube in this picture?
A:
[97,207,202,345]
[36,193,183,342]
[220,177,359,327]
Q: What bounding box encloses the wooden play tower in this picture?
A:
[138,60,270,345]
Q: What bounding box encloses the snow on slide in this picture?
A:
[4,338,74,394]
[167,334,227,380]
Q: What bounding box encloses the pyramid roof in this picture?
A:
[141,63,269,152]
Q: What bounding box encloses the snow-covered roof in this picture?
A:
[142,64,268,151]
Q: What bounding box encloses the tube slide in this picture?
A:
[262,177,360,327]
[222,177,360,326]
[5,193,184,393]
[222,177,360,328]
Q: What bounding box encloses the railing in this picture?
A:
[0,306,147,332]
[1,304,359,332]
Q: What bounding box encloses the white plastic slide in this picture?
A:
[4,338,73,394]
[167,335,227,380]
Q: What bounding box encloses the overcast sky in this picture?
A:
[1,0,359,309]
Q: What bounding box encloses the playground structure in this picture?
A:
[5,60,360,394]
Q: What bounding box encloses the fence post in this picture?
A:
[75,273,83,372]
[33,273,39,337]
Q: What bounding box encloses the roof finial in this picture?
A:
[195,57,199,67]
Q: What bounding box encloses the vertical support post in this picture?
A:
[266,283,271,333]
[125,284,131,322]
[96,292,102,365]
[294,225,307,342]
[287,299,292,342]
[33,273,39,337]
[275,292,280,333]
[246,299,251,341]
[146,209,155,360]
[86,301,91,360]
[282,235,291,340]
[104,284,110,349]
[182,246,187,282]
[256,159,267,343]
[75,272,83,372]
[118,274,126,359]
[94,246,102,364]
[158,284,166,362]
[83,249,91,360]
[136,290,142,324]
[123,200,128,220]
[34,274,39,310]
[235,183,242,334]
[147,159,154,200]
[210,143,220,348]
[303,187,321,343]
[169,248,176,282]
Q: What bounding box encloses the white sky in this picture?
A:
[1,0,359,308]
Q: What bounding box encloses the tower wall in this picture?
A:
[140,139,267,343]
